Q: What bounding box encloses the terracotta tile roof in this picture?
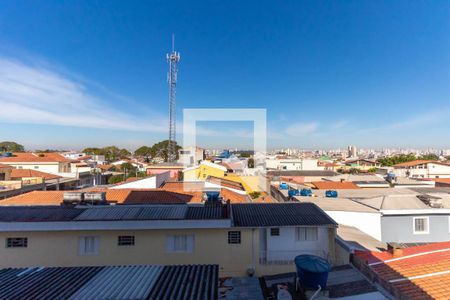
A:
[0,152,71,163]
[162,181,205,192]
[0,189,203,206]
[220,188,249,203]
[311,181,360,189]
[0,163,13,169]
[0,191,66,206]
[206,176,245,191]
[355,242,450,299]
[97,164,114,171]
[394,160,435,168]
[10,169,62,180]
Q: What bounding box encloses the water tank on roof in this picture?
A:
[279,183,289,190]
[300,189,312,197]
[84,192,106,203]
[288,189,300,197]
[294,254,330,289]
[205,191,220,202]
[63,192,84,203]
[325,190,338,198]
[4,152,12,157]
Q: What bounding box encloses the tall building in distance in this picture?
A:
[348,145,357,158]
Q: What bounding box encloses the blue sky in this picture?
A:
[0,1,449,150]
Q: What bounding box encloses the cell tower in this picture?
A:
[166,34,180,163]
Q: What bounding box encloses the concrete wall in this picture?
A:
[381,215,450,243]
[326,211,382,241]
[5,163,70,174]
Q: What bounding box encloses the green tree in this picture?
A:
[0,141,25,152]
[248,158,255,168]
[151,140,181,162]
[378,153,417,166]
[418,154,439,160]
[134,146,155,162]
[249,191,261,199]
[83,146,131,161]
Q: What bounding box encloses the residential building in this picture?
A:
[0,163,12,181]
[266,158,322,171]
[183,161,227,181]
[146,162,184,180]
[177,146,205,166]
[109,172,170,189]
[0,202,337,277]
[0,152,72,174]
[297,188,450,243]
[393,160,450,179]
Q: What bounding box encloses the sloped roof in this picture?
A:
[0,189,203,206]
[0,152,71,163]
[0,163,13,169]
[231,203,337,227]
[0,264,218,300]
[311,181,360,190]
[394,159,439,168]
[10,168,62,180]
[355,242,450,300]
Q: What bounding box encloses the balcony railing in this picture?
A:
[259,250,329,265]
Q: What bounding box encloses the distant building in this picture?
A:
[393,160,450,179]
[266,158,322,171]
[177,146,205,166]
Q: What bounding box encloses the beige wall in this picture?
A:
[0,227,337,277]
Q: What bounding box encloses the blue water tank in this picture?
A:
[300,189,312,197]
[4,152,12,157]
[205,191,220,202]
[288,189,300,197]
[279,183,289,190]
[325,190,338,198]
[294,255,330,289]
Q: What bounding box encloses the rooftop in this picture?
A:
[311,181,360,190]
[231,202,337,227]
[355,241,450,300]
[267,170,339,177]
[10,168,62,180]
[0,264,218,300]
[0,152,72,163]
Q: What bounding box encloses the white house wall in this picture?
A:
[325,211,382,241]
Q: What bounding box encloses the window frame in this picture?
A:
[78,236,100,256]
[413,217,430,234]
[6,237,28,248]
[270,228,280,236]
[166,235,194,253]
[296,227,318,241]
[227,231,241,244]
[118,235,135,246]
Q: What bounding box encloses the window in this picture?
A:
[166,235,194,253]
[118,235,135,246]
[270,228,280,236]
[6,237,27,248]
[413,217,429,234]
[228,231,241,244]
[78,236,99,255]
[296,227,318,241]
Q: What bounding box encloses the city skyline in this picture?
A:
[0,1,449,149]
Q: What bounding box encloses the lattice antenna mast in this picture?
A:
[166,34,180,162]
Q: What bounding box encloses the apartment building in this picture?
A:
[0,203,337,277]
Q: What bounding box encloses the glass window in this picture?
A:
[270,228,280,236]
[118,235,135,246]
[296,227,318,241]
[78,236,99,255]
[414,217,429,234]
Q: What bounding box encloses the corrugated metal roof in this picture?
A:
[0,265,218,300]
[186,205,227,219]
[147,265,218,300]
[231,203,337,227]
[74,205,188,221]
[69,266,163,299]
[0,206,85,222]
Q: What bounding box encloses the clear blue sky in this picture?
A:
[0,1,449,150]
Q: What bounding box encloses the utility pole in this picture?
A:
[166,34,180,163]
